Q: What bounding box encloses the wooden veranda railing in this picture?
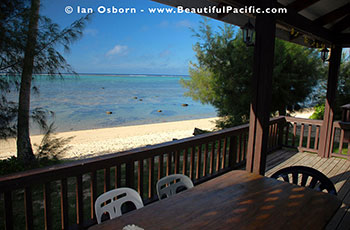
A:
[283,116,350,159]
[0,117,285,230]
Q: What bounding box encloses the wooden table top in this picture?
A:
[89,170,341,230]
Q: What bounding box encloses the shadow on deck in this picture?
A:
[265,149,350,230]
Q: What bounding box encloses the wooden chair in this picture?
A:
[271,166,337,195]
[95,188,144,224]
[156,174,194,200]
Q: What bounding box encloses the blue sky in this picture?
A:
[40,0,230,75]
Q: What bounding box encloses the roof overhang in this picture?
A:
[151,0,350,48]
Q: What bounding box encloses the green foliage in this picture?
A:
[0,0,89,141]
[0,123,73,176]
[35,123,73,161]
[309,104,325,120]
[181,19,323,128]
[310,54,350,120]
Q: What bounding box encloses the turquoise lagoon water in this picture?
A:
[23,74,217,134]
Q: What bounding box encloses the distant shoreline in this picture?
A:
[0,73,190,77]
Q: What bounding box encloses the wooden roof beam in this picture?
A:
[287,0,320,12]
[331,15,350,33]
[218,0,334,42]
[334,33,350,47]
[313,3,350,26]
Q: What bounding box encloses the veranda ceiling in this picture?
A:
[152,0,350,47]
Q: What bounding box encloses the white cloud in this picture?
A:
[158,21,169,28]
[84,29,98,36]
[106,45,128,56]
[159,49,171,58]
[176,20,192,28]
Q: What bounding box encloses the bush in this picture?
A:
[309,104,325,120]
[0,123,73,176]
[0,156,62,176]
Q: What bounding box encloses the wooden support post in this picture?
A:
[246,0,276,175]
[318,46,342,158]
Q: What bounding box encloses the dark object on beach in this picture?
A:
[193,128,209,136]
[106,111,112,115]
[172,138,178,141]
[181,103,189,107]
[133,96,138,99]
[139,99,143,101]
[157,110,162,113]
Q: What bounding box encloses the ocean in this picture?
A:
[18,74,217,134]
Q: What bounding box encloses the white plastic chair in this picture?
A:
[156,174,194,200]
[95,187,144,224]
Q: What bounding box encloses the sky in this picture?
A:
[40,0,230,75]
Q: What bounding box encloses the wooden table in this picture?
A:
[89,170,341,230]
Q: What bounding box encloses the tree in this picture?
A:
[17,0,41,162]
[181,20,323,128]
[1,0,89,161]
[310,54,350,120]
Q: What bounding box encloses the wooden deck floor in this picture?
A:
[265,149,350,230]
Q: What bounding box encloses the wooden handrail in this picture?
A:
[0,116,286,230]
[0,117,286,190]
[285,116,323,125]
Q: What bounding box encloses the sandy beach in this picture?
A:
[0,117,218,160]
[0,108,314,161]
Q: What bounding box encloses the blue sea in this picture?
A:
[21,74,217,134]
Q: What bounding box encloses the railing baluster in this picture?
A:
[190,147,195,179]
[196,145,202,179]
[44,182,52,230]
[203,143,208,177]
[104,167,110,192]
[306,125,312,149]
[209,142,215,174]
[315,126,320,150]
[221,138,227,169]
[238,134,242,163]
[243,133,247,161]
[284,124,290,146]
[115,165,121,188]
[158,155,163,180]
[274,123,279,147]
[292,122,297,146]
[277,121,284,148]
[268,124,273,148]
[126,161,135,189]
[166,152,172,176]
[339,129,345,154]
[299,124,305,150]
[182,149,188,175]
[76,175,84,227]
[4,191,13,230]
[216,139,221,172]
[24,187,33,230]
[330,126,336,155]
[148,157,154,199]
[228,136,237,168]
[60,178,69,230]
[138,160,144,199]
[90,171,97,220]
[174,151,180,174]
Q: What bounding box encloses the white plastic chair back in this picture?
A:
[95,188,144,224]
[156,174,194,200]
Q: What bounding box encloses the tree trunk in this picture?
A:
[17,0,40,162]
[278,107,286,116]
